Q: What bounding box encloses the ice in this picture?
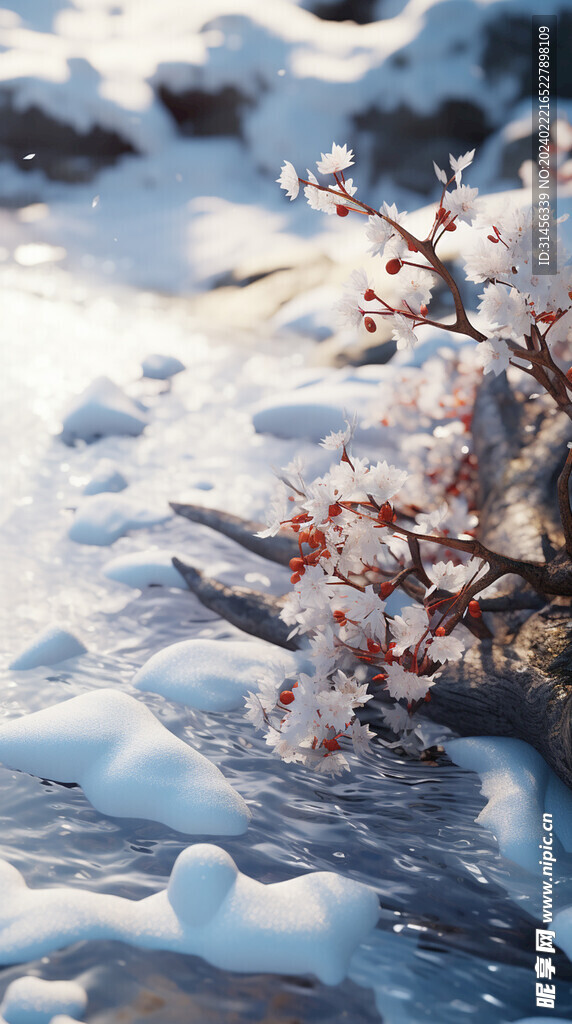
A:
[0,844,379,983]
[133,635,301,711]
[103,549,189,589]
[83,458,128,495]
[445,737,572,873]
[0,976,87,1024]
[0,689,249,836]
[141,354,185,379]
[68,493,171,546]
[60,377,148,445]
[9,626,87,671]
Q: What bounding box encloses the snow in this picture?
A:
[102,548,189,588]
[60,377,148,445]
[251,371,388,442]
[8,626,87,671]
[0,689,250,835]
[133,634,301,711]
[83,458,128,495]
[68,492,171,545]
[445,737,572,873]
[0,978,87,1024]
[0,843,379,983]
[141,354,185,379]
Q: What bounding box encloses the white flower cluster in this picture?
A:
[247,437,492,773]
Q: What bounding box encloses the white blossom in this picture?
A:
[433,161,448,184]
[429,634,465,664]
[442,184,479,225]
[476,336,510,376]
[449,149,475,184]
[391,313,418,350]
[426,560,470,594]
[384,663,438,702]
[391,604,428,656]
[276,160,299,201]
[316,142,355,175]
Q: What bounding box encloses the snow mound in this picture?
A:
[0,976,87,1024]
[445,737,572,873]
[251,376,385,442]
[69,493,171,546]
[133,636,300,712]
[141,354,185,379]
[0,690,249,836]
[0,844,379,983]
[512,1019,572,1023]
[9,626,87,671]
[61,377,148,445]
[102,549,188,589]
[83,458,128,496]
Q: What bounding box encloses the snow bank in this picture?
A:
[133,635,300,711]
[68,493,171,546]
[0,844,379,983]
[102,549,188,589]
[9,626,87,671]
[445,737,572,873]
[141,354,185,379]
[0,976,87,1024]
[0,690,249,836]
[60,377,148,445]
[83,459,128,496]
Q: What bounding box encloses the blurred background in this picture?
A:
[0,0,570,337]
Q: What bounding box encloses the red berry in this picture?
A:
[379,581,394,600]
[336,205,349,217]
[364,316,377,333]
[290,572,301,584]
[468,600,482,619]
[566,367,572,383]
[435,626,446,637]
[289,556,305,572]
[385,258,402,275]
[420,303,428,317]
[377,501,394,523]
[280,690,295,705]
[445,221,457,232]
[322,737,341,752]
[407,241,418,252]
[367,638,381,652]
[328,503,342,517]
[364,288,376,301]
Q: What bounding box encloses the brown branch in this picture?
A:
[558,447,572,556]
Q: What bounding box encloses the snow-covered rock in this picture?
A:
[0,844,379,983]
[9,626,87,671]
[83,458,128,495]
[68,493,171,546]
[61,377,148,445]
[141,354,185,379]
[102,549,188,589]
[0,690,249,836]
[445,737,572,873]
[0,976,87,1024]
[133,635,300,712]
